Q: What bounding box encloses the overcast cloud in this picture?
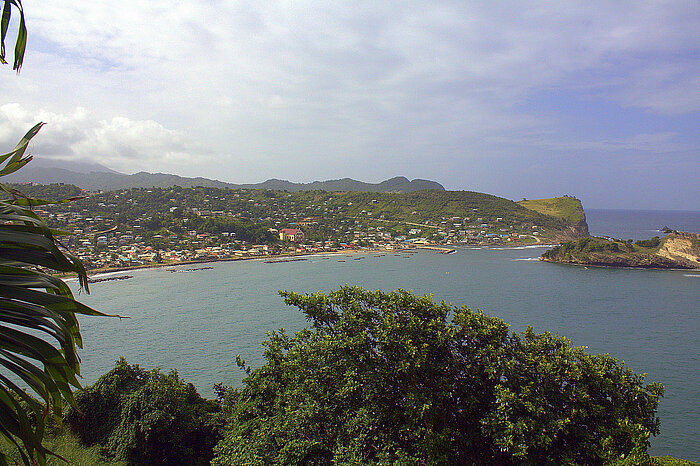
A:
[1,1,698,209]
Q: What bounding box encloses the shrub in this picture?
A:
[213,287,663,465]
[635,236,661,249]
[66,358,223,465]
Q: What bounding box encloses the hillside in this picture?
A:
[13,184,590,263]
[4,163,444,193]
[541,233,700,269]
[518,196,589,237]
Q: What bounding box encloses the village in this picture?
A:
[25,185,549,271]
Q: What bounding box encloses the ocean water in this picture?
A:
[586,209,700,240]
[69,210,700,460]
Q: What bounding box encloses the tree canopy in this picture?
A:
[66,358,223,465]
[214,286,663,465]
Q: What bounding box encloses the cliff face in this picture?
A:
[656,233,700,268]
[540,233,700,270]
[518,196,589,241]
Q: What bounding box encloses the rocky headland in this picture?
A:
[541,232,700,269]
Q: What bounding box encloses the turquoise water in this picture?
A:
[71,244,700,460]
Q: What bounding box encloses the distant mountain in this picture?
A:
[246,177,444,192]
[29,159,120,174]
[5,163,444,193]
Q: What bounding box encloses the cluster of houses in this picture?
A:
[26,187,548,271]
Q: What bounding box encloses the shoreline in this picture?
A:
[66,248,396,280]
[540,257,699,271]
[63,242,556,280]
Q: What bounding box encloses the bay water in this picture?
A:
[70,210,700,460]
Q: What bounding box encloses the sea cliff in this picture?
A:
[518,196,589,241]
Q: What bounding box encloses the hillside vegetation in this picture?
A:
[213,287,664,465]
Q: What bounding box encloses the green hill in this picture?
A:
[10,184,591,246]
[518,196,586,224]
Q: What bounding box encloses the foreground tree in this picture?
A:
[214,286,663,465]
[0,125,106,465]
[66,358,223,465]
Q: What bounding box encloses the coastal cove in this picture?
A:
[69,242,700,461]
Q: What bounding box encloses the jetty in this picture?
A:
[88,275,133,283]
[415,246,456,254]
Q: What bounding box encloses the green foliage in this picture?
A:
[213,287,663,465]
[543,236,651,261]
[66,358,223,465]
[0,124,107,466]
[0,0,26,72]
[635,236,661,249]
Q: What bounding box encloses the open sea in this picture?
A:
[70,209,700,460]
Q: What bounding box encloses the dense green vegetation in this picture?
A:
[636,236,661,248]
[213,287,663,465]
[65,358,223,465]
[542,235,671,260]
[543,236,635,259]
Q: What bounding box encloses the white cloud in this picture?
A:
[0,1,696,207]
[0,104,210,173]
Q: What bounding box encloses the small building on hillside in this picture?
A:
[279,228,305,243]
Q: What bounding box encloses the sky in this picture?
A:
[1,1,698,210]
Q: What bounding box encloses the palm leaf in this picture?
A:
[0,0,27,72]
[0,124,111,465]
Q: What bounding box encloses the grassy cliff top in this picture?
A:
[518,197,586,224]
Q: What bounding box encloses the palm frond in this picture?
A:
[0,0,27,72]
[0,124,110,465]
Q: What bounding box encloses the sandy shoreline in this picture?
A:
[60,248,392,280]
[58,242,552,281]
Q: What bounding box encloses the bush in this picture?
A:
[635,236,661,249]
[66,358,223,465]
[213,287,663,465]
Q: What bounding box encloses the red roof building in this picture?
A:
[279,228,305,243]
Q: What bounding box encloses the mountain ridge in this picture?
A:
[5,163,444,193]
